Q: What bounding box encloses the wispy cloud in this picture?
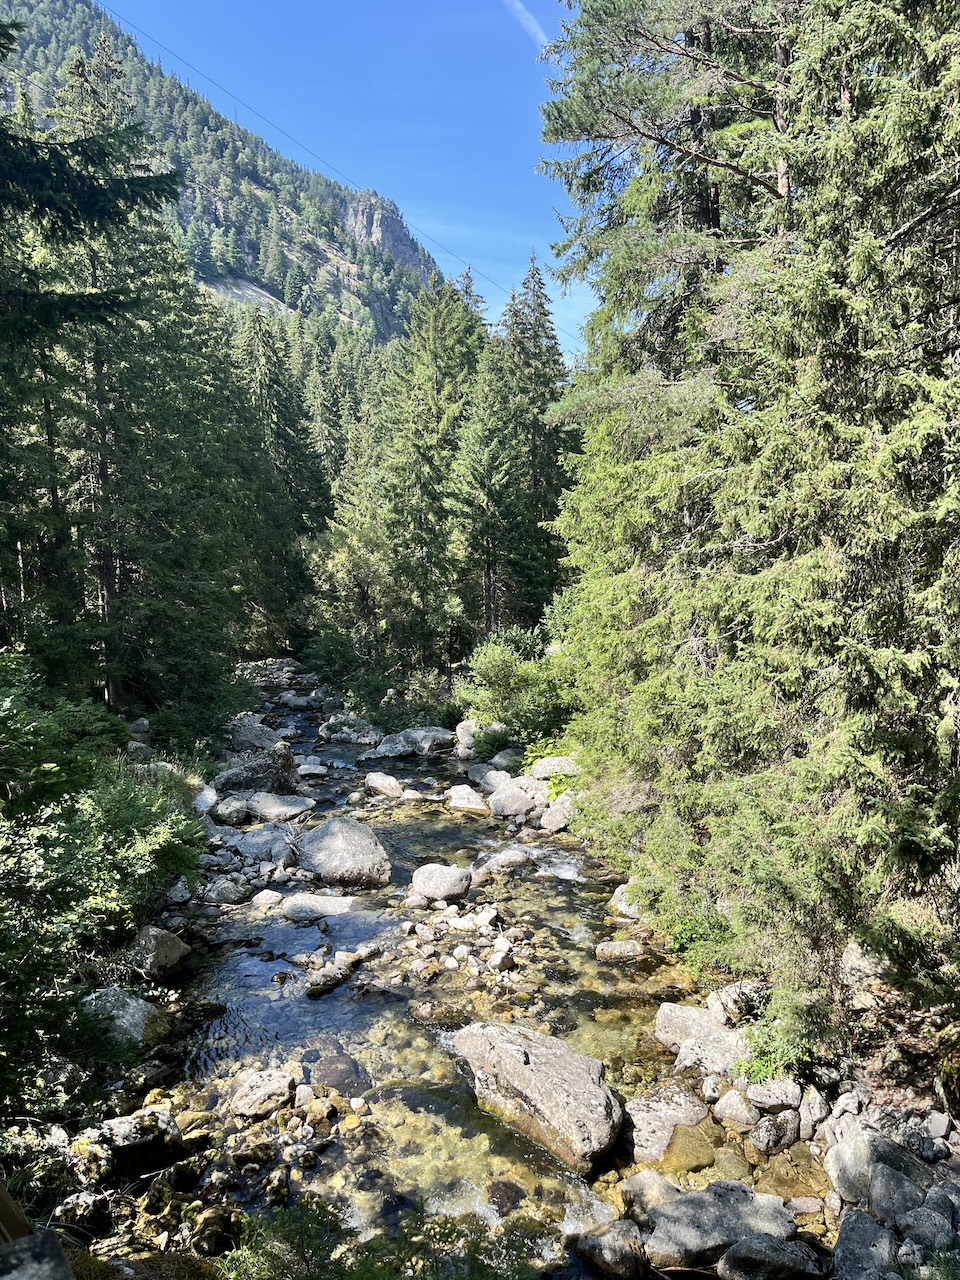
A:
[501,0,549,49]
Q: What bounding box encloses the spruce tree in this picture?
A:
[500,255,568,624]
[451,335,529,635]
[545,0,960,1002]
[377,278,484,668]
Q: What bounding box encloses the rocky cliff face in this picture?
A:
[345,194,434,282]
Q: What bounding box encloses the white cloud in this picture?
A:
[501,0,549,49]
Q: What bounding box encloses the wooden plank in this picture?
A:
[0,1183,31,1244]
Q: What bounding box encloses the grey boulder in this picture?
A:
[212,743,300,796]
[452,1022,622,1172]
[487,783,536,818]
[575,1220,646,1278]
[596,939,646,963]
[365,771,404,799]
[69,1109,184,1185]
[655,1002,750,1076]
[245,792,315,823]
[129,926,191,975]
[824,1122,934,1219]
[717,1234,822,1280]
[529,754,580,779]
[227,713,283,752]
[750,1110,800,1157]
[447,784,489,815]
[625,1081,709,1164]
[646,1181,794,1269]
[82,988,160,1042]
[608,879,644,920]
[619,1170,681,1226]
[298,816,391,887]
[280,893,346,923]
[360,727,454,759]
[410,862,472,902]
[231,1069,295,1118]
[832,1211,897,1280]
[541,793,575,833]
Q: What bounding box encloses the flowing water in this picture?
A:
[166,698,692,1261]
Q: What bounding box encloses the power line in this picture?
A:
[94,1,586,351]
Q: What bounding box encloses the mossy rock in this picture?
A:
[754,1145,830,1200]
[659,1115,725,1176]
[66,1251,220,1280]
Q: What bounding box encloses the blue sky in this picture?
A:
[95,0,593,356]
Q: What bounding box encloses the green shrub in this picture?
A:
[457,641,576,748]
[301,627,367,688]
[0,763,203,1120]
[0,653,127,815]
[740,988,837,1083]
[473,725,515,761]
[493,626,547,661]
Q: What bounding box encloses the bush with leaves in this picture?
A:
[0,763,203,1121]
[456,640,576,748]
[0,653,128,815]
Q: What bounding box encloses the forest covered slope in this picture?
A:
[1,0,437,339]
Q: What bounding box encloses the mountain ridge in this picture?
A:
[1,0,438,339]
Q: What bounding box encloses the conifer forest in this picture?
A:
[4,1,960,1277]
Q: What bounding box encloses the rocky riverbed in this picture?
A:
[41,660,960,1278]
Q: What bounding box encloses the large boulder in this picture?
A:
[541,793,575,834]
[410,862,472,902]
[716,1235,822,1280]
[226,823,295,864]
[298,816,391,887]
[824,1121,935,1222]
[231,1069,295,1118]
[619,1171,681,1226]
[831,1211,897,1280]
[212,742,300,796]
[646,1181,794,1269]
[656,1002,750,1076]
[452,1022,623,1172]
[447,785,489,816]
[359,727,454,760]
[280,893,349,923]
[477,769,513,796]
[129,926,191,976]
[487,783,537,819]
[0,1232,74,1280]
[625,1081,709,1164]
[82,987,160,1042]
[529,754,580,779]
[69,1109,184,1185]
[245,792,315,823]
[575,1220,646,1279]
[227,713,283,753]
[608,879,644,920]
[750,1111,801,1157]
[365,772,404,799]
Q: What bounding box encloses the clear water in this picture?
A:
[172,709,687,1255]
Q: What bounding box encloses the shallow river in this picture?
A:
[171,705,691,1263]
